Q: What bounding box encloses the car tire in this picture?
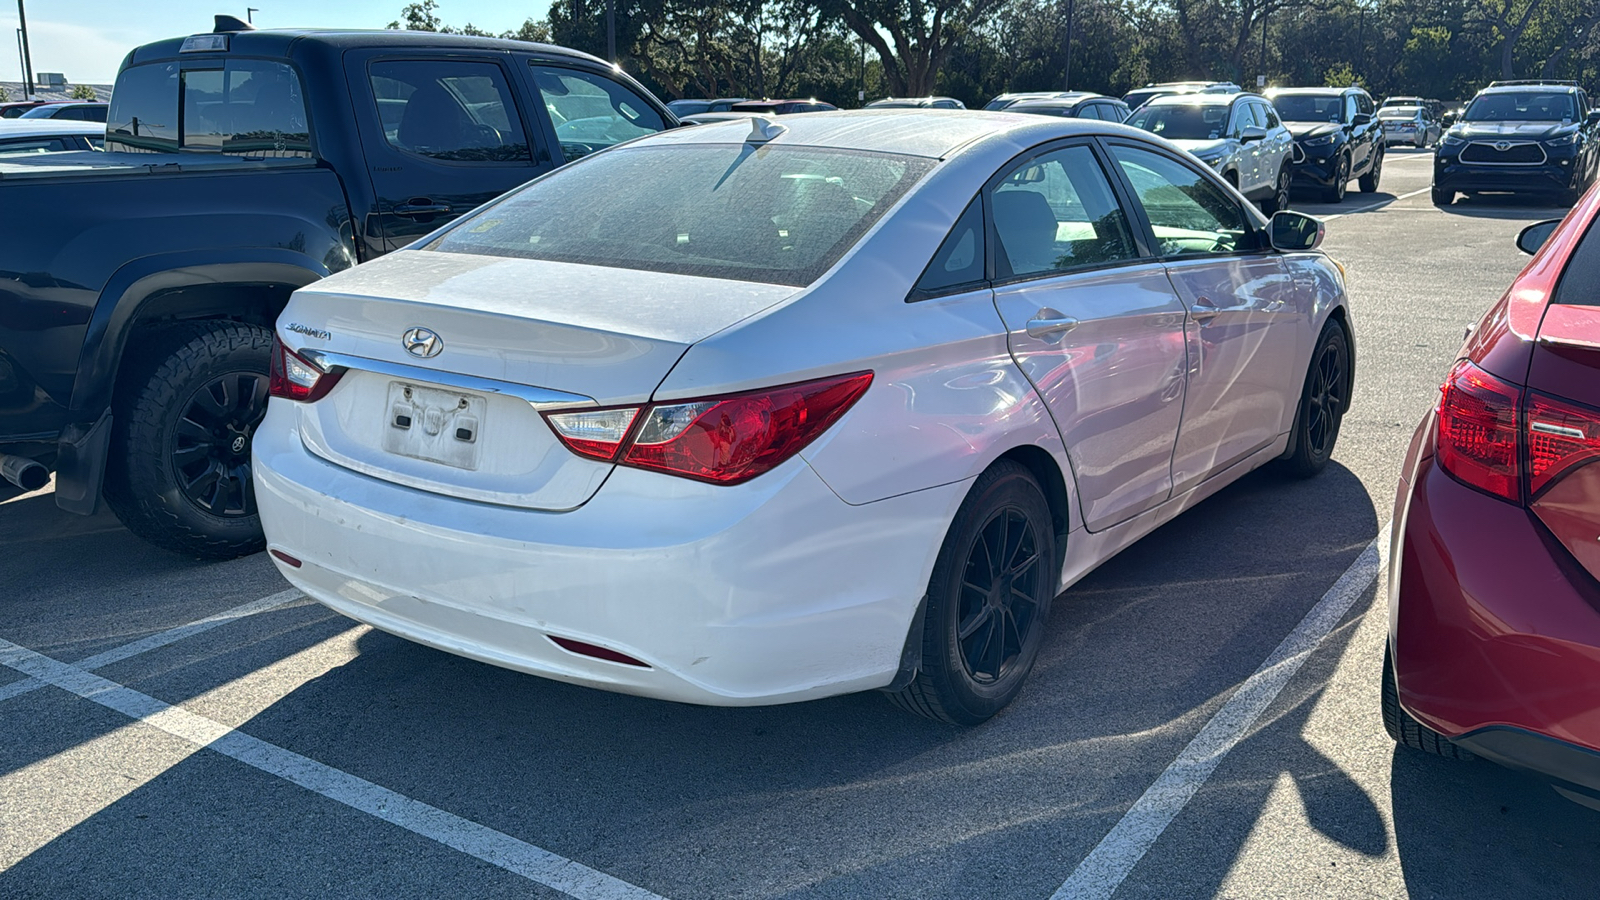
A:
[1322,155,1349,202]
[1383,646,1475,760]
[1263,164,1292,215]
[1431,187,1454,206]
[103,321,273,559]
[886,460,1058,726]
[1274,320,1349,479]
[1359,148,1383,192]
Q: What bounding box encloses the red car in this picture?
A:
[1388,185,1600,809]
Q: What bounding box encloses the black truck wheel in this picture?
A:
[103,322,273,558]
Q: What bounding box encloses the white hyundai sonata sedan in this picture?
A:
[256,111,1353,724]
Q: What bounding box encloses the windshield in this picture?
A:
[1464,91,1579,122]
[1272,95,1343,123]
[1126,103,1228,140]
[1378,107,1421,119]
[430,144,933,287]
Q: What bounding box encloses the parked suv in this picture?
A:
[1432,80,1600,205]
[1125,91,1294,212]
[865,96,966,109]
[1003,92,1129,122]
[1269,86,1384,202]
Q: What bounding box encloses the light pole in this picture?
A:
[1063,0,1075,91]
[16,0,34,101]
[606,0,615,63]
[247,7,258,25]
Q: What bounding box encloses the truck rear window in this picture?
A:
[107,60,312,157]
[429,143,932,287]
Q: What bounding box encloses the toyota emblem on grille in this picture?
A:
[1494,141,1513,151]
[402,327,443,358]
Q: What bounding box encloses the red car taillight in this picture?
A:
[1437,360,1521,502]
[269,336,343,402]
[1526,392,1600,497]
[542,372,873,485]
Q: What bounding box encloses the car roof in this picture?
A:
[1478,82,1580,94]
[0,120,105,138]
[127,27,603,67]
[1144,91,1256,107]
[635,108,1144,159]
[1270,87,1360,97]
[1006,95,1103,109]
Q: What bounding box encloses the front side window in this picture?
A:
[530,65,664,161]
[990,144,1137,278]
[371,60,529,163]
[431,144,931,287]
[1109,144,1253,258]
[182,60,311,158]
[1258,103,1281,128]
[1229,103,1261,136]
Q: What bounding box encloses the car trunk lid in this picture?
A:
[276,250,797,510]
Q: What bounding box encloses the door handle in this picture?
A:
[1025,314,1080,340]
[394,200,454,219]
[1190,298,1223,323]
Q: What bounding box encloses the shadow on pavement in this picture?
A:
[1438,193,1570,220]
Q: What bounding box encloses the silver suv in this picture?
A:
[1125,91,1296,213]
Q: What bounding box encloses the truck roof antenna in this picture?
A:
[214,14,255,33]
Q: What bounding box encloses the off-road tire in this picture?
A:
[1275,320,1350,478]
[1383,646,1475,760]
[103,321,273,559]
[886,461,1058,725]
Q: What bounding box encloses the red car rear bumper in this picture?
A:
[1391,411,1600,795]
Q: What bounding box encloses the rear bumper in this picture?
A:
[1390,414,1600,793]
[253,404,962,707]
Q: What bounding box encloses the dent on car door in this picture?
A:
[1107,143,1304,493]
[987,142,1188,532]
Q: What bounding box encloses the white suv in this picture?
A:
[1126,92,1297,213]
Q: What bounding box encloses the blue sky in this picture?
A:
[1,1,550,84]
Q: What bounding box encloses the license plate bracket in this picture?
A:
[381,382,487,470]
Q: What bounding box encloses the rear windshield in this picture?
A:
[1464,91,1579,123]
[1272,94,1343,123]
[430,143,933,286]
[1126,103,1227,140]
[1378,107,1420,119]
[107,59,311,156]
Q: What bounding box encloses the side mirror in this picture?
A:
[1352,113,1373,126]
[1517,219,1561,255]
[1442,113,1457,127]
[1587,109,1600,125]
[1269,210,1325,253]
[1239,126,1268,144]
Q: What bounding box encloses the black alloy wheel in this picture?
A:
[1323,155,1350,202]
[1276,321,1350,478]
[172,371,269,517]
[956,507,1046,685]
[887,460,1058,725]
[1265,164,1292,214]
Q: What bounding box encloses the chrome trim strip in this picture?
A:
[1531,421,1587,440]
[298,349,597,410]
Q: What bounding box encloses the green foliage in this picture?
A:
[69,83,98,100]
[1324,62,1359,88]
[0,85,10,103]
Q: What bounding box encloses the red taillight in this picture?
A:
[1526,392,1600,497]
[269,336,342,402]
[541,372,873,485]
[1437,360,1521,502]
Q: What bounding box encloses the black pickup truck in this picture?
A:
[0,19,675,556]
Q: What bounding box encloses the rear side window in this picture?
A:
[1554,218,1600,307]
[530,65,664,161]
[107,63,179,152]
[990,144,1138,278]
[913,198,985,297]
[182,60,311,157]
[431,144,932,286]
[371,60,529,163]
[0,137,74,155]
[1075,104,1101,121]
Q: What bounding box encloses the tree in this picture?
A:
[0,86,10,103]
[819,0,1011,96]
[69,83,98,100]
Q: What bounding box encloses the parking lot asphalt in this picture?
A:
[4,147,1599,899]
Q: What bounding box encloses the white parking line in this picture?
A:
[0,588,304,705]
[0,637,669,900]
[1051,524,1391,900]
[1323,187,1431,220]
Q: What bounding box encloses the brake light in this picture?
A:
[1526,392,1600,496]
[1437,360,1521,502]
[541,372,873,485]
[269,336,342,402]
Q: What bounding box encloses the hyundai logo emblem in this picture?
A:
[402,327,443,358]
[1494,141,1513,151]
